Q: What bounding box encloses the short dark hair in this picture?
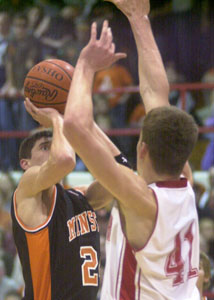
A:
[141,106,198,176]
[19,129,52,161]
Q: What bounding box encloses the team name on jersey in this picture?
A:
[67,210,99,242]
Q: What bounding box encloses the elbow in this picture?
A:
[63,113,78,137]
[63,113,84,136]
[63,113,93,142]
[55,153,76,173]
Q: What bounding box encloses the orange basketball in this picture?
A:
[24,59,74,114]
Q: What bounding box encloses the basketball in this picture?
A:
[24,59,74,114]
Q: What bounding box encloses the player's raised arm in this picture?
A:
[64,21,156,249]
[85,122,132,210]
[17,99,76,199]
[106,0,170,112]
[106,0,194,185]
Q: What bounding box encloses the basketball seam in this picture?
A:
[26,76,69,92]
[29,99,66,105]
[45,61,73,80]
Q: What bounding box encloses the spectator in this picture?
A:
[0,12,12,170]
[0,13,40,170]
[197,251,212,300]
[198,68,214,123]
[0,260,19,300]
[58,21,90,66]
[2,13,41,98]
[0,172,16,274]
[26,5,44,36]
[10,254,24,295]
[38,6,76,59]
[193,181,206,211]
[0,12,10,88]
[4,290,21,300]
[199,218,214,261]
[93,63,133,157]
[197,167,214,219]
[0,172,13,232]
[165,61,197,115]
[201,118,214,170]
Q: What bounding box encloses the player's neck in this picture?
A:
[141,163,180,185]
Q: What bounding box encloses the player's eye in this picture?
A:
[40,143,50,151]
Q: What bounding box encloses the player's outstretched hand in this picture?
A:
[24,98,62,128]
[79,21,127,72]
[105,0,150,17]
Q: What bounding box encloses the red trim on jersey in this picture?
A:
[115,239,125,299]
[137,268,142,299]
[119,240,137,300]
[134,189,159,253]
[156,177,187,188]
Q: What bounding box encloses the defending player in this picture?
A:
[63,1,200,299]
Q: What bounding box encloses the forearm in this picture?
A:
[93,123,120,157]
[50,116,76,165]
[128,15,170,112]
[64,58,95,130]
[86,180,114,210]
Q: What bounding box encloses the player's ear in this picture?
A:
[139,142,148,159]
[20,158,30,171]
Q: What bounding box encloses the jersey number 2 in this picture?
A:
[80,246,98,286]
[165,223,198,286]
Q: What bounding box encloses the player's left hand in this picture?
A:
[79,20,127,72]
[105,0,150,18]
[24,98,62,128]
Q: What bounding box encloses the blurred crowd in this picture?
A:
[0,1,214,298]
[0,1,213,170]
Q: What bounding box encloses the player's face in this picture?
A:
[29,137,52,167]
[5,296,21,300]
[13,19,27,39]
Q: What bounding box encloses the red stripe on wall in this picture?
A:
[119,240,137,300]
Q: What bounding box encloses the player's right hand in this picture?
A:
[79,21,126,73]
[24,97,62,128]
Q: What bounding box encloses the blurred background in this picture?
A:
[0,0,214,299]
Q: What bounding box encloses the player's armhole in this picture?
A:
[13,186,57,233]
[116,188,159,252]
[131,188,159,253]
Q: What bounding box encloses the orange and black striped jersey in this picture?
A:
[11,183,100,300]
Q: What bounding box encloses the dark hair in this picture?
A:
[19,129,52,161]
[141,106,198,176]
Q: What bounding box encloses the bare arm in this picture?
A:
[63,22,155,238]
[182,162,194,186]
[106,0,170,113]
[107,0,193,183]
[17,99,76,199]
[86,122,131,210]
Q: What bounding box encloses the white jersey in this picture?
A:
[101,178,200,300]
